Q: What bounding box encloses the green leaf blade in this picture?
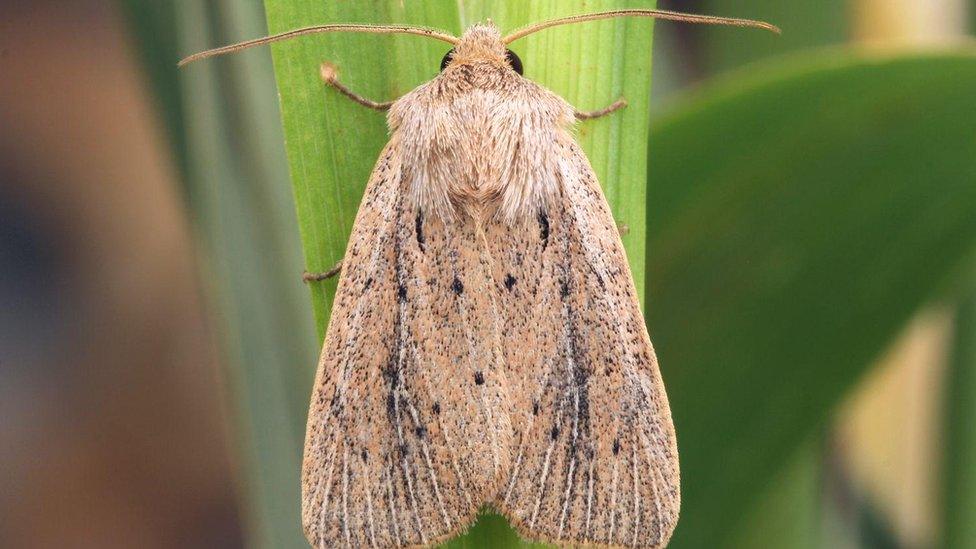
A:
[646,50,976,548]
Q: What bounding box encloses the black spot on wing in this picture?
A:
[538,211,550,250]
[451,276,464,295]
[504,273,517,291]
[382,351,401,422]
[415,209,425,252]
[474,371,485,385]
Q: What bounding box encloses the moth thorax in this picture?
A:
[403,145,563,226]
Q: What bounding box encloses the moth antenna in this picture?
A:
[503,8,780,44]
[179,23,460,67]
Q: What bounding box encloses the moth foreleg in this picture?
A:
[575,97,628,120]
[302,260,342,283]
[319,61,394,112]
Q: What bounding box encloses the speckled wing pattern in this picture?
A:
[301,140,512,548]
[490,141,680,549]
[301,22,678,548]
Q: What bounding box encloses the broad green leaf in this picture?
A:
[124,2,318,547]
[646,50,976,548]
[674,2,845,546]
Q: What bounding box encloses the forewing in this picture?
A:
[491,142,680,548]
[301,142,512,548]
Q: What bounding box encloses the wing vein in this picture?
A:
[529,436,558,529]
[384,463,403,547]
[413,341,474,511]
[446,223,502,476]
[361,462,379,548]
[632,438,640,548]
[342,448,351,547]
[609,457,619,545]
[585,457,596,536]
[503,355,557,505]
[403,394,453,528]
[401,453,428,545]
[315,439,340,547]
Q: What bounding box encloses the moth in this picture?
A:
[183,9,778,549]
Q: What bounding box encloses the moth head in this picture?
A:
[440,24,523,75]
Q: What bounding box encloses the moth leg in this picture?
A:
[302,260,342,283]
[574,97,628,120]
[319,61,393,111]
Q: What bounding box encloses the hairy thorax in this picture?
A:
[388,57,575,224]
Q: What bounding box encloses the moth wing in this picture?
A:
[301,141,512,548]
[491,141,680,548]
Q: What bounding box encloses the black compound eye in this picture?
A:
[440,48,455,71]
[505,49,523,75]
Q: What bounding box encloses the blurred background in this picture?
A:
[1,1,974,548]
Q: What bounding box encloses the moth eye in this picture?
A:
[505,49,523,75]
[440,48,455,72]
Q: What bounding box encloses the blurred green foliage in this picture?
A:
[647,51,976,548]
[944,290,976,548]
[699,0,848,73]
[124,0,976,547]
[121,1,317,547]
